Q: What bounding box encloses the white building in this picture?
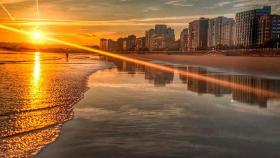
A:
[180,28,189,52]
[221,20,236,47]
[208,16,235,48]
[145,24,176,51]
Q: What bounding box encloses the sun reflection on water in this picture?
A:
[33,52,41,86]
[30,51,42,107]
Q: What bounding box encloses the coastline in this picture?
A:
[36,67,109,157]
[35,61,113,155]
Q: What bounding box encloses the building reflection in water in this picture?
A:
[145,67,174,87]
[106,57,280,108]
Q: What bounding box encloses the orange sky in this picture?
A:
[0,0,279,45]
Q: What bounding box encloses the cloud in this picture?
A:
[144,7,160,12]
[0,13,234,27]
[203,0,280,12]
[165,0,193,7]
[1,0,27,4]
[0,0,279,44]
[217,1,234,7]
[215,0,280,9]
[137,13,234,22]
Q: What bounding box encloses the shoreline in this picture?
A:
[0,52,112,157]
[1,48,280,57]
[36,61,113,156]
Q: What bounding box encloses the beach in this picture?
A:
[1,51,280,158]
[0,0,280,157]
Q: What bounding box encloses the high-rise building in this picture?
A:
[99,39,117,51]
[136,37,147,51]
[208,17,234,48]
[235,6,271,48]
[123,35,136,51]
[221,20,236,47]
[180,28,189,52]
[100,38,108,50]
[166,27,176,41]
[117,38,124,51]
[258,14,280,47]
[189,18,209,50]
[145,24,176,51]
[150,34,168,51]
[145,29,155,49]
[127,35,136,51]
[122,38,128,51]
[155,24,168,34]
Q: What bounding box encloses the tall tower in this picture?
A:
[235,6,271,48]
[208,16,235,48]
[189,17,209,50]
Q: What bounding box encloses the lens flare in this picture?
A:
[36,0,40,20]
[0,3,15,21]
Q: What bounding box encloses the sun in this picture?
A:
[33,31,42,40]
[31,30,45,43]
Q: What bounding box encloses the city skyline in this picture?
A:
[0,0,280,45]
[99,6,280,52]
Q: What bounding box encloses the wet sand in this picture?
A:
[38,64,280,158]
[129,54,280,78]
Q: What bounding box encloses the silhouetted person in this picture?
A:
[66,53,69,62]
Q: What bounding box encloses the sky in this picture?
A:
[0,0,280,45]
